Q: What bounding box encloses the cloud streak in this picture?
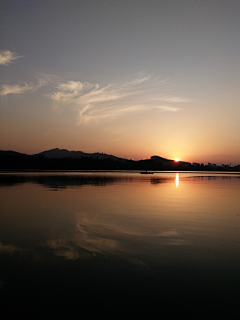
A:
[0,50,23,66]
[0,76,52,97]
[50,75,188,124]
[0,83,34,96]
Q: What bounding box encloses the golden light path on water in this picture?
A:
[175,173,179,188]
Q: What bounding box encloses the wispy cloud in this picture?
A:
[160,96,190,103]
[51,81,99,103]
[0,76,52,96]
[0,83,33,96]
[50,74,188,124]
[0,242,24,254]
[0,50,23,66]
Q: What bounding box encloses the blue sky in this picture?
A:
[0,0,239,165]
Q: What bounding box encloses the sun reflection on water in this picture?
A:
[175,173,179,188]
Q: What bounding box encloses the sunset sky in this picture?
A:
[0,0,239,165]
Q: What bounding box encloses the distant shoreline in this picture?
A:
[1,170,239,175]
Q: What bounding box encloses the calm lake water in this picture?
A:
[0,172,240,318]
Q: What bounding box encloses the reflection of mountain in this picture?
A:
[0,174,129,187]
[0,173,167,188]
[0,173,235,188]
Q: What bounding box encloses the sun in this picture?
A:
[175,158,179,162]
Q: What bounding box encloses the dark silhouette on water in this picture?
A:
[140,170,154,174]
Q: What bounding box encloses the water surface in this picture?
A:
[0,172,239,318]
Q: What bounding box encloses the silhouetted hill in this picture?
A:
[0,148,239,171]
[151,155,192,167]
[34,148,126,162]
[0,150,28,157]
[151,155,172,163]
[0,148,179,170]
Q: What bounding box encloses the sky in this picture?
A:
[0,0,239,165]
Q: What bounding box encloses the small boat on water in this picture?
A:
[140,170,153,174]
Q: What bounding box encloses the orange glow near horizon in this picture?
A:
[175,158,179,162]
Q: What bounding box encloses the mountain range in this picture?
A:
[32,148,127,162]
[0,148,174,163]
[2,148,237,171]
[1,148,189,170]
